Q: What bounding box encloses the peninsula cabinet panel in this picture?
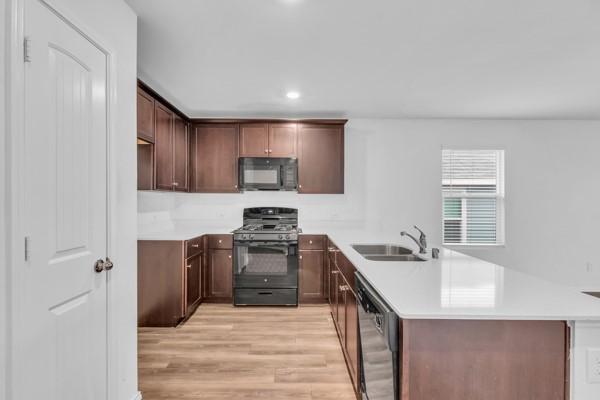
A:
[137,87,155,142]
[239,123,269,157]
[191,124,239,193]
[344,288,359,391]
[154,103,175,191]
[138,240,185,327]
[268,122,297,157]
[172,116,189,192]
[297,124,344,194]
[400,319,569,400]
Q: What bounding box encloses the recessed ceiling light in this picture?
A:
[286,91,300,100]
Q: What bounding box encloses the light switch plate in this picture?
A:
[588,349,600,384]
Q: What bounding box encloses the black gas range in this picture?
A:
[232,208,299,306]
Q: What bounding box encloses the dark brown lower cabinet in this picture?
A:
[138,237,204,327]
[327,240,360,394]
[205,235,233,303]
[299,235,327,304]
[185,252,202,313]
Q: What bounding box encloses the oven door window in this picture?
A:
[234,243,298,287]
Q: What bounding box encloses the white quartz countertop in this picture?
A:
[138,223,600,320]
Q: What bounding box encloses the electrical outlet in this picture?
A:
[587,349,600,383]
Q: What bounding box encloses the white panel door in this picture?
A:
[18,0,109,399]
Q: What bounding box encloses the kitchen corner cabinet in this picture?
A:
[190,124,239,193]
[298,123,344,194]
[138,237,204,327]
[155,105,190,192]
[205,234,234,302]
[137,87,155,143]
[239,122,297,158]
[327,240,360,392]
[298,235,327,304]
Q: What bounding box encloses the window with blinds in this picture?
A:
[442,149,505,245]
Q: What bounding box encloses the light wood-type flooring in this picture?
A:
[138,304,357,400]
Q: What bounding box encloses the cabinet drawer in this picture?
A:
[234,288,298,306]
[299,235,325,250]
[209,234,233,249]
[185,236,203,258]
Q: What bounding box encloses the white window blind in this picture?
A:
[442,149,505,245]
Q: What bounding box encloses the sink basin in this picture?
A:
[351,244,425,262]
[351,244,413,256]
[364,254,426,262]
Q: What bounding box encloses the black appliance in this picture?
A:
[356,272,399,400]
[238,157,298,191]
[233,207,299,306]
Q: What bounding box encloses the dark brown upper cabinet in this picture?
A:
[190,124,239,193]
[239,122,297,158]
[173,115,189,192]
[137,87,155,143]
[154,103,175,191]
[297,123,344,194]
[239,123,269,157]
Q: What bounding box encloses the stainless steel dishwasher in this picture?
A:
[356,273,399,400]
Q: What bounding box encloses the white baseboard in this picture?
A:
[131,391,142,400]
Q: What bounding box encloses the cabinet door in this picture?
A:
[137,87,155,142]
[328,253,338,320]
[336,279,347,343]
[154,103,174,191]
[239,123,269,157]
[299,250,326,303]
[191,124,239,193]
[208,249,233,300]
[268,122,297,158]
[173,116,189,192]
[345,288,359,390]
[185,254,202,315]
[298,124,344,193]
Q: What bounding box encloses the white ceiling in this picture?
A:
[126,0,600,119]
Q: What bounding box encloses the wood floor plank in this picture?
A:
[138,304,356,400]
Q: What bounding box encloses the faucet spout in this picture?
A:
[401,228,427,254]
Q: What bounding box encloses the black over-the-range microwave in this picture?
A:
[238,157,298,191]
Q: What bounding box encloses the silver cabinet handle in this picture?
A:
[186,264,192,269]
[298,184,302,189]
[191,244,199,248]
[218,239,222,244]
[228,255,232,259]
[299,255,303,260]
[309,240,313,244]
[264,149,268,153]
[173,182,179,186]
[268,149,272,153]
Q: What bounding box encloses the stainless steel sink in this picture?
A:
[351,244,413,256]
[350,243,425,262]
[364,254,426,262]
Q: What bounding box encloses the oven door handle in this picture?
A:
[235,241,294,248]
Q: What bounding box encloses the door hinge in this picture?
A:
[24,37,31,63]
[24,236,30,261]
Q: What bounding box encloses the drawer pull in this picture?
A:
[228,255,232,259]
[258,291,273,295]
[331,270,339,275]
[191,244,199,248]
[309,240,313,244]
[218,239,223,243]
[186,264,191,269]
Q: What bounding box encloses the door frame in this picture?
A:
[3,0,121,398]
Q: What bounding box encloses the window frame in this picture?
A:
[441,148,506,247]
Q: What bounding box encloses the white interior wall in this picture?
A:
[139,118,600,291]
[1,0,8,398]
[355,119,600,291]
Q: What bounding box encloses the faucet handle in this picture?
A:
[414,225,425,237]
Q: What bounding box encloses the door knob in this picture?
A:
[94,259,105,273]
[104,257,114,271]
